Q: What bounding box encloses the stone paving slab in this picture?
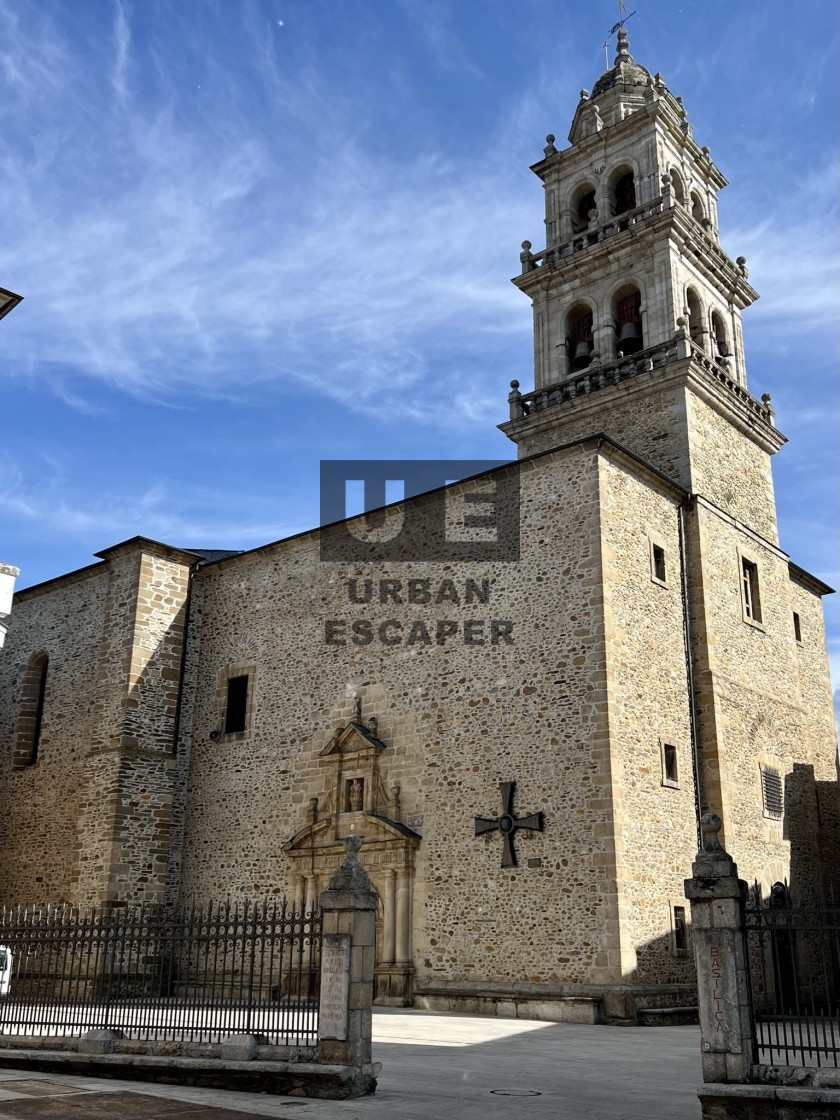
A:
[0,1092,275,1119]
[0,1009,703,1119]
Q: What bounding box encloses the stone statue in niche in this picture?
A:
[346,777,364,812]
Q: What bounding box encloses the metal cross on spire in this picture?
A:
[603,2,637,68]
[475,781,544,868]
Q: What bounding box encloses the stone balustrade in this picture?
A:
[520,199,665,273]
[507,338,775,428]
[519,195,740,278]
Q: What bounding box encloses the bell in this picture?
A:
[572,339,593,369]
[618,320,642,354]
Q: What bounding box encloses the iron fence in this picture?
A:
[744,881,840,1068]
[0,898,321,1046]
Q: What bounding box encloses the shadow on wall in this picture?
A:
[786,762,840,905]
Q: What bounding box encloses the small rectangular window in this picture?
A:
[761,766,783,819]
[651,543,667,584]
[673,905,688,952]
[661,741,679,787]
[224,674,249,735]
[741,557,762,624]
[793,612,802,642]
[663,744,678,785]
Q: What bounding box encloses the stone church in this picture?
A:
[2,30,837,1024]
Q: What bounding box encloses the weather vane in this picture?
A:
[603,1,637,68]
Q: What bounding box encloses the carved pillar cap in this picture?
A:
[684,812,746,898]
[320,836,378,911]
[700,811,723,852]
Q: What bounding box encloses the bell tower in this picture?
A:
[501,27,785,543]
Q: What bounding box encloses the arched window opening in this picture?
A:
[686,288,704,350]
[711,311,730,360]
[691,191,705,221]
[14,652,48,768]
[670,168,685,204]
[613,171,636,217]
[614,286,643,356]
[572,184,597,233]
[565,305,595,371]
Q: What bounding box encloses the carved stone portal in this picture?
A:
[283,714,420,1006]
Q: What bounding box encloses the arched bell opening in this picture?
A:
[686,287,705,352]
[690,190,705,222]
[670,168,686,204]
[564,303,595,372]
[610,166,637,220]
[571,182,597,233]
[613,285,643,357]
[711,310,730,361]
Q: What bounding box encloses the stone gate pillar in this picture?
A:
[317,836,380,1095]
[684,813,756,1083]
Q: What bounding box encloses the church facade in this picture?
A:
[1,32,837,1025]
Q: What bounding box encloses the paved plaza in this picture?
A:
[0,1008,702,1119]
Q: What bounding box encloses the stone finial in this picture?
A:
[615,26,632,65]
[736,255,749,278]
[579,88,589,101]
[761,393,775,426]
[519,240,534,274]
[543,134,558,157]
[700,811,723,853]
[508,379,525,420]
[661,172,672,208]
[326,835,372,894]
[368,715,378,735]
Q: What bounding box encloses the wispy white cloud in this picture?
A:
[0,3,531,424]
[399,1,484,79]
[0,452,301,547]
[111,0,131,105]
[2,2,830,434]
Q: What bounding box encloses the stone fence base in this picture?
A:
[414,980,697,1025]
[699,1083,840,1119]
[0,1042,379,1100]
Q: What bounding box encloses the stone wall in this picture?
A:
[598,450,697,991]
[176,443,629,996]
[0,567,108,903]
[0,541,194,906]
[685,501,837,893]
[686,393,779,545]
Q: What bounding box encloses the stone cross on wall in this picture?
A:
[475,781,544,868]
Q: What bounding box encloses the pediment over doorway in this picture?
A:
[282,699,420,1007]
[320,718,387,756]
[283,812,420,854]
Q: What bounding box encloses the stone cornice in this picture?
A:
[513,205,757,311]
[531,97,727,190]
[501,353,785,460]
[13,560,108,603]
[788,561,835,598]
[94,536,205,566]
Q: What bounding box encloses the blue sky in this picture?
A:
[1,0,837,688]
